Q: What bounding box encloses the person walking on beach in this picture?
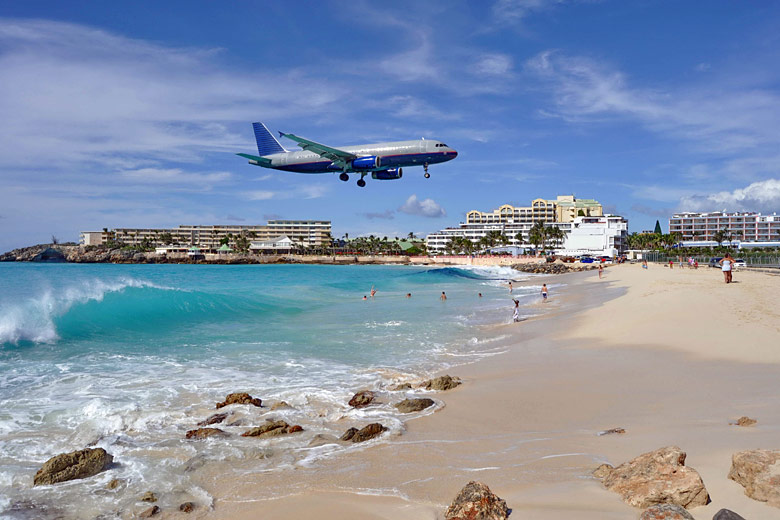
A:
[541,284,548,302]
[440,291,447,301]
[512,299,520,322]
[598,264,603,279]
[719,253,735,284]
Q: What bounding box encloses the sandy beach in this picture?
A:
[199,263,780,520]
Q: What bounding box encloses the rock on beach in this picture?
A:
[423,375,461,391]
[728,449,780,507]
[394,398,435,413]
[595,446,709,509]
[713,510,747,520]
[33,448,113,486]
[198,412,229,426]
[241,420,303,438]
[216,392,262,409]
[185,427,227,440]
[444,481,509,520]
[348,390,375,408]
[341,423,387,443]
[639,503,695,520]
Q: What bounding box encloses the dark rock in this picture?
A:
[424,375,461,391]
[394,398,435,413]
[185,427,227,440]
[106,478,122,490]
[598,427,626,436]
[216,392,262,409]
[32,248,67,263]
[340,427,358,441]
[33,448,113,486]
[640,504,695,520]
[179,502,196,513]
[732,416,757,427]
[241,420,301,437]
[599,446,709,509]
[198,412,228,426]
[728,449,780,507]
[351,423,387,443]
[140,491,157,503]
[713,509,746,520]
[348,390,375,408]
[444,481,509,520]
[139,505,160,518]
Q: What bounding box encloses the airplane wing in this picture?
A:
[279,132,357,165]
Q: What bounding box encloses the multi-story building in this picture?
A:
[427,196,625,256]
[669,212,780,243]
[81,220,332,249]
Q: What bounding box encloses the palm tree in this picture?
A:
[712,229,727,249]
[528,221,547,255]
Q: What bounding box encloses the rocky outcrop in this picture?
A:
[713,510,746,520]
[33,448,113,486]
[444,481,509,520]
[241,420,303,438]
[732,416,757,427]
[348,390,375,408]
[198,412,228,426]
[639,504,694,520]
[185,427,227,440]
[32,248,67,263]
[513,262,598,274]
[394,398,435,413]
[216,392,262,409]
[728,449,780,507]
[423,375,461,391]
[342,423,387,443]
[595,446,709,509]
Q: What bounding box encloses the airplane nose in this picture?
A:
[451,150,458,157]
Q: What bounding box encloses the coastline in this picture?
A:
[205,264,780,519]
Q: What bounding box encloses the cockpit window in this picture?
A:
[435,143,449,147]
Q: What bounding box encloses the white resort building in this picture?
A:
[80,220,331,250]
[670,211,780,246]
[426,196,627,257]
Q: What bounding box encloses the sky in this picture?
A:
[1,0,780,252]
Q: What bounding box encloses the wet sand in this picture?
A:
[200,264,780,520]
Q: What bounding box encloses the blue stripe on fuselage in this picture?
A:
[274,152,455,174]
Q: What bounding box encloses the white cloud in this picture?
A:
[246,190,276,201]
[120,168,231,185]
[525,51,780,153]
[678,179,780,213]
[398,194,446,218]
[243,183,330,201]
[474,53,513,75]
[492,0,565,25]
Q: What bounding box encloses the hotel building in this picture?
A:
[80,220,332,249]
[669,212,780,243]
[426,195,626,256]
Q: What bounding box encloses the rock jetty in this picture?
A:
[594,446,709,509]
[33,448,113,486]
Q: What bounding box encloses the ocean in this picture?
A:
[0,263,541,518]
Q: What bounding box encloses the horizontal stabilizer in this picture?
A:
[236,153,272,166]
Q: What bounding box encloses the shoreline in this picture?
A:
[205,264,780,519]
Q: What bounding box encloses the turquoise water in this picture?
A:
[0,263,538,518]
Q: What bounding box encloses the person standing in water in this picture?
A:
[512,299,520,322]
[541,284,548,302]
[370,285,377,298]
[508,281,513,293]
[440,291,447,301]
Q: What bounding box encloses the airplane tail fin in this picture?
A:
[252,122,287,156]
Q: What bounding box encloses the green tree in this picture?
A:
[528,221,547,254]
[654,220,663,234]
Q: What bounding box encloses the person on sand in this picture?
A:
[440,291,447,301]
[541,284,548,302]
[370,285,376,298]
[669,259,673,269]
[598,264,603,279]
[719,253,735,284]
[642,259,648,269]
[512,299,520,322]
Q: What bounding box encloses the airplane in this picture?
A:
[237,122,458,187]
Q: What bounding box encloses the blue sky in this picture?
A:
[1,1,779,251]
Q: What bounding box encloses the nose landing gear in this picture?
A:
[339,172,349,182]
[423,162,430,178]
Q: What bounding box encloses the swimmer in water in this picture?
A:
[440,291,447,301]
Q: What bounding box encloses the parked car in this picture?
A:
[734,258,746,268]
[708,257,723,268]
[580,257,595,264]
[598,256,613,264]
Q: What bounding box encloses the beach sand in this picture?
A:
[202,264,780,520]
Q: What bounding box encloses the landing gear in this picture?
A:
[423,162,430,178]
[357,178,366,187]
[339,172,349,182]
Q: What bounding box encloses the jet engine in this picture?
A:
[371,168,403,180]
[352,156,382,169]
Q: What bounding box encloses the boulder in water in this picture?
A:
[33,448,113,486]
[241,420,303,437]
[198,412,228,426]
[424,375,461,391]
[350,423,387,443]
[179,502,196,513]
[394,398,435,413]
[185,427,227,440]
[348,390,375,408]
[216,392,262,409]
[139,505,160,518]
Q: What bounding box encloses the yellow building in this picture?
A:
[466,195,602,225]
